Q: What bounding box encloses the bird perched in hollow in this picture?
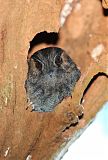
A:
[25,47,81,112]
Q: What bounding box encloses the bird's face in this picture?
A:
[25,47,81,112]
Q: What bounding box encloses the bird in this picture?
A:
[25,47,81,112]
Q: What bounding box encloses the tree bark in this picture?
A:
[0,0,108,160]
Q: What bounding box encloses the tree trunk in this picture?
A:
[0,0,108,160]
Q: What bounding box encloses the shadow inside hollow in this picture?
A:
[28,31,59,53]
[103,8,108,16]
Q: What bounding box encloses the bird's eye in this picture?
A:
[35,60,43,71]
[55,55,63,67]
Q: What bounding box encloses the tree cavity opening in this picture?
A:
[80,72,108,105]
[28,31,59,57]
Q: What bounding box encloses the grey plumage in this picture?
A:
[25,47,81,112]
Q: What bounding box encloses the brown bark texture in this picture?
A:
[0,0,108,160]
[102,0,108,8]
